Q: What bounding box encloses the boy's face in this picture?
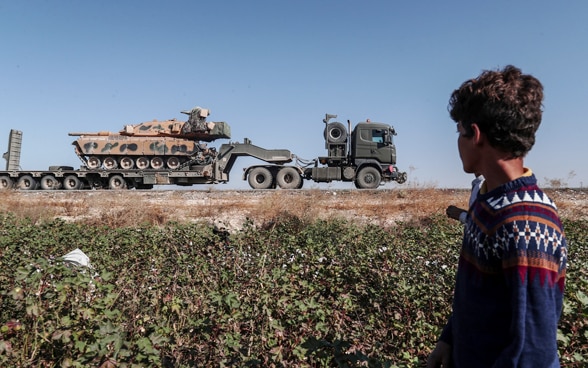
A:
[457,122,476,174]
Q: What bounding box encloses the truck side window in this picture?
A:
[372,130,384,143]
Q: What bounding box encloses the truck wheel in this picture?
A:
[108,174,127,190]
[276,167,302,189]
[325,122,347,143]
[355,167,381,189]
[17,175,38,190]
[63,175,82,190]
[0,175,14,190]
[248,167,274,189]
[40,175,59,190]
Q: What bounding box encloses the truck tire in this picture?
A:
[276,167,302,189]
[40,175,59,190]
[248,167,274,189]
[0,175,14,190]
[17,175,38,190]
[63,175,82,190]
[108,174,128,190]
[324,122,347,143]
[355,167,381,189]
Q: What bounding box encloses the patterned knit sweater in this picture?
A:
[439,174,567,367]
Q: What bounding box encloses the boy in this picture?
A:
[427,65,567,367]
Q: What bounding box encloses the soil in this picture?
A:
[2,188,586,231]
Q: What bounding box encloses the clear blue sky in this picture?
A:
[1,0,587,189]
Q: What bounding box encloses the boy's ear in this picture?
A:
[471,123,483,145]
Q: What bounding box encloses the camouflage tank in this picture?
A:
[69,107,231,170]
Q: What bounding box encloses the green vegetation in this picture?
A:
[0,213,586,367]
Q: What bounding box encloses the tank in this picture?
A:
[69,107,231,170]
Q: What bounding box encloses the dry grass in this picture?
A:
[1,187,586,230]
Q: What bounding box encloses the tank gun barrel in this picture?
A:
[68,131,113,137]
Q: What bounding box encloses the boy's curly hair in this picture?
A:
[448,65,543,158]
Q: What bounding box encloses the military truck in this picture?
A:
[244,114,407,189]
[0,108,407,190]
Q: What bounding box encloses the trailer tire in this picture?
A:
[40,175,59,190]
[63,175,82,190]
[17,175,38,190]
[0,175,14,190]
[248,167,274,189]
[108,175,127,190]
[276,167,302,189]
[324,122,347,143]
[355,166,381,189]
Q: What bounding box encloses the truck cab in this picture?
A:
[351,122,396,165]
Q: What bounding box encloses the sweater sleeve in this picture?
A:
[439,314,453,345]
[492,221,565,368]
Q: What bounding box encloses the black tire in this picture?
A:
[276,167,302,189]
[248,167,274,189]
[397,172,408,184]
[355,166,381,189]
[324,122,347,143]
[40,175,59,190]
[0,175,14,190]
[16,175,38,190]
[63,175,82,190]
[108,174,127,190]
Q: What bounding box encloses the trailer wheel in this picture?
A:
[355,166,381,189]
[0,175,14,190]
[63,175,82,190]
[324,122,347,143]
[40,175,59,190]
[276,167,302,189]
[17,175,38,190]
[108,175,127,190]
[248,167,274,189]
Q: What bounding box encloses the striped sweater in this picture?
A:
[440,174,567,367]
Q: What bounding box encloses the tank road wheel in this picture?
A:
[248,167,274,189]
[0,175,14,190]
[17,175,38,190]
[108,175,127,190]
[86,156,101,170]
[276,167,302,189]
[136,157,149,170]
[166,157,180,170]
[119,157,135,170]
[63,175,82,190]
[151,157,164,170]
[103,157,118,170]
[355,166,381,189]
[40,175,59,190]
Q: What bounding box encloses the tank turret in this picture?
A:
[69,106,231,171]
